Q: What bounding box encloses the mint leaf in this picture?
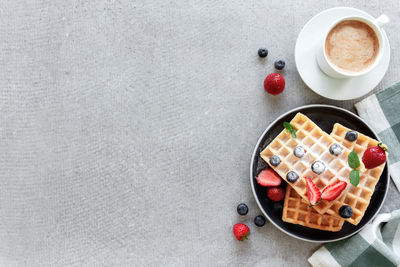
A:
[349,169,360,187]
[348,151,360,169]
[283,122,293,132]
[283,122,296,138]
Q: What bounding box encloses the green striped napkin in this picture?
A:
[309,210,400,267]
[355,81,400,191]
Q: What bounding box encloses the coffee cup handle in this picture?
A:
[375,14,389,27]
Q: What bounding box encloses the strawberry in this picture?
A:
[233,223,250,241]
[267,186,285,202]
[264,73,285,95]
[305,177,321,205]
[257,169,282,187]
[362,143,388,169]
[321,181,347,201]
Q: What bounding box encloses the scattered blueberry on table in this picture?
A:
[237,203,249,216]
[254,215,266,227]
[258,48,268,58]
[274,59,285,70]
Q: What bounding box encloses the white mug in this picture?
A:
[316,14,389,79]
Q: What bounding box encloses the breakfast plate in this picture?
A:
[250,105,389,242]
[295,7,390,100]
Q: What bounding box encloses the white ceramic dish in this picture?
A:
[295,7,390,100]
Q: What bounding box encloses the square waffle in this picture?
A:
[260,113,352,214]
[282,185,344,231]
[325,123,386,225]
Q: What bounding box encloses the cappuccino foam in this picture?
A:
[325,20,379,73]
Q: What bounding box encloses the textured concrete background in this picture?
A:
[0,0,399,266]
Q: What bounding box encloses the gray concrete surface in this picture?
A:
[0,0,399,266]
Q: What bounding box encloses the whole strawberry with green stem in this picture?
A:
[362,143,388,169]
[233,223,250,241]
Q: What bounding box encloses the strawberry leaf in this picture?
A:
[308,200,321,208]
[349,169,360,187]
[348,151,360,169]
[240,232,249,241]
[378,143,388,152]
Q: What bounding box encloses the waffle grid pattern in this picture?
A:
[326,123,386,225]
[260,113,352,214]
[282,185,344,232]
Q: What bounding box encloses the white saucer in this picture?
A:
[295,7,390,100]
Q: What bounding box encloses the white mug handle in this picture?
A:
[370,213,391,240]
[358,213,391,244]
[375,14,389,27]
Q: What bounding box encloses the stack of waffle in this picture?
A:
[260,113,386,231]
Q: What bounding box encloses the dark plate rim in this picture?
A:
[249,104,390,243]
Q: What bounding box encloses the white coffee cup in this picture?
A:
[316,14,389,79]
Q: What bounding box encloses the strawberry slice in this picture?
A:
[321,181,347,201]
[257,169,282,187]
[305,177,321,205]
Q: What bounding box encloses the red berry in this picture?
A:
[305,177,321,205]
[233,223,250,241]
[264,73,285,95]
[321,181,347,201]
[362,144,387,169]
[267,186,285,202]
[257,169,282,187]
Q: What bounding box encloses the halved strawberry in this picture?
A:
[305,177,321,205]
[257,169,282,187]
[321,181,347,201]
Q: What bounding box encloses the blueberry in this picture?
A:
[293,146,305,158]
[329,144,343,156]
[339,205,353,218]
[311,160,326,174]
[237,203,249,216]
[270,155,281,166]
[254,215,266,227]
[345,131,358,142]
[258,48,268,58]
[274,59,285,70]
[286,171,299,183]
